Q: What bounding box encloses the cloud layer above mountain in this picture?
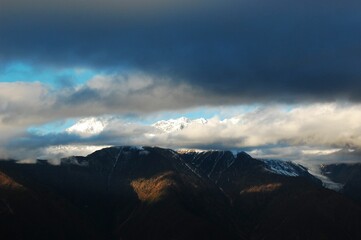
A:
[2,103,361,162]
[60,103,361,151]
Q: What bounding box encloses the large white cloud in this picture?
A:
[2,76,361,163]
[143,103,361,149]
[31,103,361,160]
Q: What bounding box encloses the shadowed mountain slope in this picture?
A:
[321,163,361,205]
[0,146,360,240]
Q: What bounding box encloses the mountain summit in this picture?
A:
[152,117,208,133]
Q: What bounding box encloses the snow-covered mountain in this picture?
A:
[152,117,207,133]
[66,117,109,137]
[179,149,319,184]
[261,159,304,177]
[66,116,208,137]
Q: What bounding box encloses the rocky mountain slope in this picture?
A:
[0,146,360,240]
[0,170,98,240]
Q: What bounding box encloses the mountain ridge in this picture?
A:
[0,146,360,240]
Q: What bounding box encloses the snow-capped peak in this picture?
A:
[177,148,207,154]
[152,117,208,133]
[192,118,208,125]
[261,159,301,177]
[66,117,108,137]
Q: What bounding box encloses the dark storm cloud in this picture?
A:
[1,0,361,102]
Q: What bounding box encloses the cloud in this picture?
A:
[1,1,361,102]
[5,103,361,162]
[0,73,221,131]
[142,103,361,150]
[0,82,54,123]
[0,72,236,159]
[0,82,55,153]
[2,1,361,164]
[59,73,227,114]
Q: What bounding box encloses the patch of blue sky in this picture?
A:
[27,119,77,136]
[135,105,262,125]
[0,62,97,87]
[126,110,212,125]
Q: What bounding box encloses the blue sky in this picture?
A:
[0,62,97,87]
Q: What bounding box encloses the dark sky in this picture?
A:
[1,0,361,103]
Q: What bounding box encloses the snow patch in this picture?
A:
[129,146,144,151]
[262,159,300,177]
[152,117,207,133]
[66,117,108,137]
[177,148,207,154]
[311,169,344,191]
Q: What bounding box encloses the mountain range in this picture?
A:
[1,146,361,240]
